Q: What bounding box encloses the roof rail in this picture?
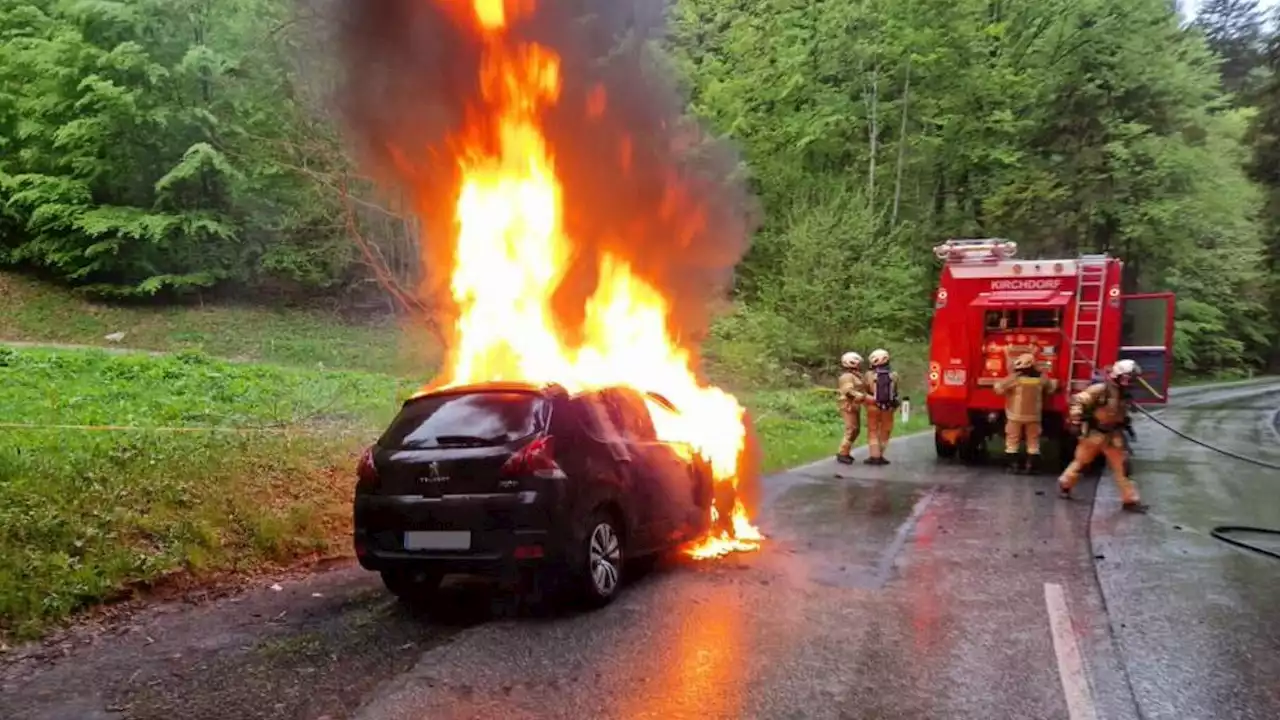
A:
[933,238,1018,263]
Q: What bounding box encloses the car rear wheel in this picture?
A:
[380,568,444,606]
[579,510,624,607]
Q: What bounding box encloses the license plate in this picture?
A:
[944,369,967,386]
[403,531,471,551]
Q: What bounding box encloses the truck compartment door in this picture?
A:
[1119,292,1175,405]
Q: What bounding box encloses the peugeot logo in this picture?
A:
[421,461,449,483]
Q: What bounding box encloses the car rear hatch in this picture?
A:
[373,389,552,497]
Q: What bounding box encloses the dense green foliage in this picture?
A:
[1,0,1278,373]
[0,0,354,296]
[1244,5,1280,370]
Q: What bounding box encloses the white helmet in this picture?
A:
[841,352,863,369]
[1109,359,1141,384]
[869,348,890,367]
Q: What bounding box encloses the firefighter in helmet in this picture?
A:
[836,352,870,465]
[1058,359,1148,513]
[994,352,1058,474]
[863,348,901,465]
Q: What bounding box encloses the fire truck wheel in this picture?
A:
[957,432,987,464]
[934,431,958,460]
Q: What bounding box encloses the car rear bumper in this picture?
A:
[352,492,569,578]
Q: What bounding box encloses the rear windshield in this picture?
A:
[379,392,548,449]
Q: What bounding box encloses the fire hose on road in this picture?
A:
[1129,376,1280,561]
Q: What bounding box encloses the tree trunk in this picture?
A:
[866,61,879,215]
[892,58,911,227]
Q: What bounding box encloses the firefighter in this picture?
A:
[863,348,901,465]
[1058,359,1148,513]
[994,353,1058,474]
[835,352,869,465]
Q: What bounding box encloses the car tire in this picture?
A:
[578,509,624,608]
[380,568,444,606]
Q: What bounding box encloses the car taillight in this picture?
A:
[356,446,379,492]
[501,436,564,479]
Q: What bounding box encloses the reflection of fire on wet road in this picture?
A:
[617,585,748,719]
[908,504,943,651]
[336,0,762,558]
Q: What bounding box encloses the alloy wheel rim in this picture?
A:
[589,522,621,595]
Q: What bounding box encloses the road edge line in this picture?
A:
[1044,581,1100,720]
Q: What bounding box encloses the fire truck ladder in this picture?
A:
[1068,254,1108,392]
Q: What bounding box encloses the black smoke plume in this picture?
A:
[333,0,756,358]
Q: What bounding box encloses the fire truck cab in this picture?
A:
[926,239,1175,467]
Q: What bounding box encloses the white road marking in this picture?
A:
[1044,582,1099,720]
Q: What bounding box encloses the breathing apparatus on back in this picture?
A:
[868,349,900,411]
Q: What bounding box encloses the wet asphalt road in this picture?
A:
[2,380,1278,720]
[1092,382,1280,720]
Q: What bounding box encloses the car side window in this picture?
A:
[571,391,632,463]
[603,388,658,442]
[570,392,615,440]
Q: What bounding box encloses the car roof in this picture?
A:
[406,380,557,402]
[406,381,677,411]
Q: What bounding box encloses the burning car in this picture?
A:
[337,0,765,594]
[354,381,760,606]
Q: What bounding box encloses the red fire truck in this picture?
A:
[926,239,1175,467]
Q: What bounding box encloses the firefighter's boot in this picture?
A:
[836,454,854,465]
[1057,475,1074,499]
[1122,501,1149,514]
[1005,452,1020,473]
[1022,453,1039,475]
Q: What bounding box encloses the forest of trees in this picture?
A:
[2,0,1279,374]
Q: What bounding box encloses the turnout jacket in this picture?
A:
[1069,382,1128,431]
[837,371,871,413]
[994,374,1059,423]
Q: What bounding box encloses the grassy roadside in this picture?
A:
[0,272,432,376]
[0,347,417,641]
[750,388,931,473]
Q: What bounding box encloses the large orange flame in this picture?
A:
[429,0,760,558]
